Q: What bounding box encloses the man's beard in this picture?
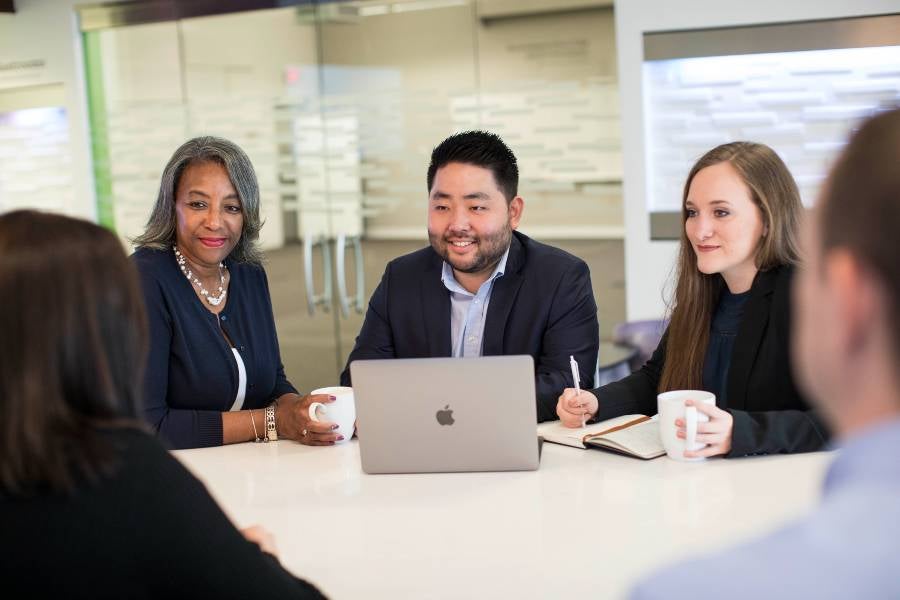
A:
[429,224,513,275]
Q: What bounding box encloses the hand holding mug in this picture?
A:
[658,390,717,462]
[556,387,598,428]
[274,392,343,446]
[308,387,356,444]
[677,399,733,458]
[309,386,356,443]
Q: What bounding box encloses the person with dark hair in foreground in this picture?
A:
[632,109,900,599]
[340,130,599,421]
[0,210,326,599]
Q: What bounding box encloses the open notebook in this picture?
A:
[537,414,665,460]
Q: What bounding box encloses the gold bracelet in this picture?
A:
[265,404,278,442]
[249,409,262,443]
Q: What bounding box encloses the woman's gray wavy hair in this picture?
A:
[132,136,264,264]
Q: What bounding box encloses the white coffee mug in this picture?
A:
[309,386,356,443]
[657,390,716,462]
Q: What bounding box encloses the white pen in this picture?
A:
[569,355,585,428]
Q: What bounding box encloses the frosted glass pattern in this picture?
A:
[644,45,900,211]
[0,107,73,213]
[105,100,187,240]
[86,3,623,243]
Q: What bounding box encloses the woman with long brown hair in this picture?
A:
[556,142,828,457]
[0,210,326,597]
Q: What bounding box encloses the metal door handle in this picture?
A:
[335,233,365,318]
[304,234,333,316]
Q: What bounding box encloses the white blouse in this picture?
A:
[228,348,248,411]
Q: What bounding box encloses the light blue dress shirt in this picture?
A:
[441,248,510,358]
[631,417,900,600]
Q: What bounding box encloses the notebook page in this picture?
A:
[591,419,664,458]
[538,414,649,449]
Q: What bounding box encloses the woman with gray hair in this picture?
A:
[132,136,341,449]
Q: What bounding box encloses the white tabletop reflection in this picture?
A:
[175,440,831,599]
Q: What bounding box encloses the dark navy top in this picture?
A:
[132,247,296,449]
[703,288,751,408]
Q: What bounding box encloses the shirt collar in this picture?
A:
[441,246,510,296]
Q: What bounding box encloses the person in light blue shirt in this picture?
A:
[340,131,599,421]
[631,108,900,600]
[442,248,509,357]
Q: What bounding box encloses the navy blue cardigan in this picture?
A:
[132,247,297,449]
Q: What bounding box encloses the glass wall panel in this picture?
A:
[311,0,482,369]
[0,85,72,213]
[313,0,480,239]
[178,7,342,391]
[86,22,186,236]
[473,6,622,237]
[81,0,627,390]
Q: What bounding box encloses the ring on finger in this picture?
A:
[301,428,308,437]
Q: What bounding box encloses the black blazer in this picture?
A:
[0,428,325,598]
[592,265,829,456]
[340,231,600,421]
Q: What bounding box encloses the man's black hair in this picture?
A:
[427,130,518,201]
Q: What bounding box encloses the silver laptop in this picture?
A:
[351,355,540,474]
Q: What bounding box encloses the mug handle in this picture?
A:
[685,406,698,450]
[308,402,325,422]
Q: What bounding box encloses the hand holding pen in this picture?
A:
[569,355,585,428]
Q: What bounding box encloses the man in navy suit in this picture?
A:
[340,131,599,421]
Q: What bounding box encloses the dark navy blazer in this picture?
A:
[340,231,600,421]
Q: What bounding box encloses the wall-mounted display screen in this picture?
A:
[642,14,900,237]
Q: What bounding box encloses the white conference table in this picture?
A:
[175,440,831,600]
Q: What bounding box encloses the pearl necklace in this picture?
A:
[174,246,227,306]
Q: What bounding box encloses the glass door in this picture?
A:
[176,7,343,391]
[309,0,482,369]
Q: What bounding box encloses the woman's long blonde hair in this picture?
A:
[658,142,803,393]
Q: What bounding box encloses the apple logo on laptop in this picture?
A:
[436,404,455,426]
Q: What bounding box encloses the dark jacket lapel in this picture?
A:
[482,233,526,356]
[726,267,779,410]
[421,252,452,357]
